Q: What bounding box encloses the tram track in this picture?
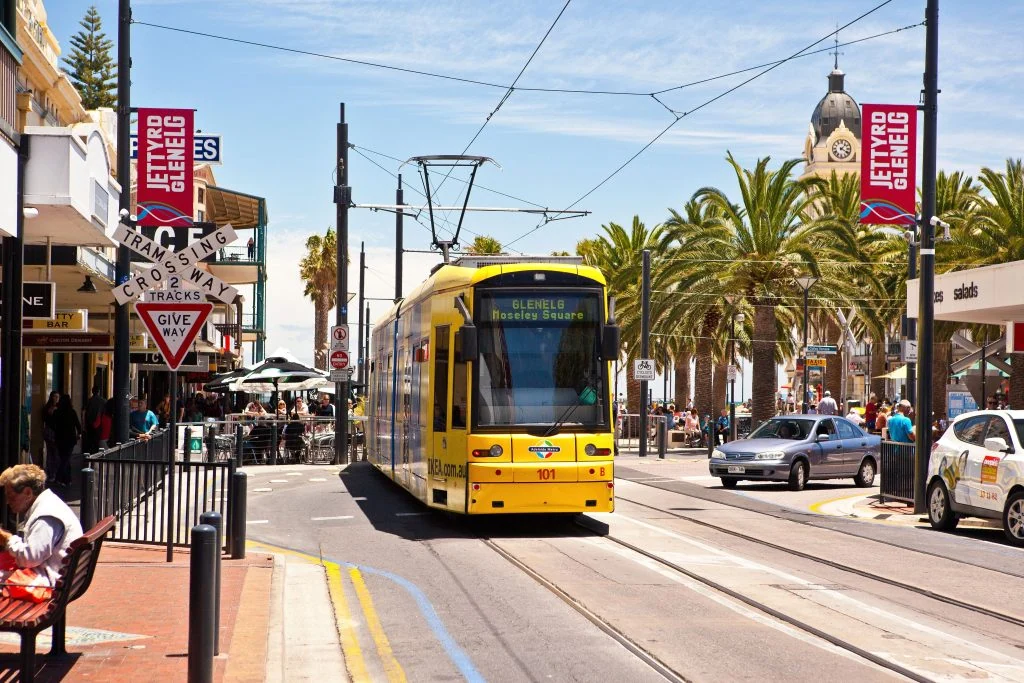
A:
[617,469,1024,579]
[612,491,1024,631]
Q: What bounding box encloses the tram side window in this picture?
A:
[452,332,467,429]
[433,326,450,431]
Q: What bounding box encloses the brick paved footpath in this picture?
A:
[0,544,274,682]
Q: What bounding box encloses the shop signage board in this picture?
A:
[1007,322,1024,354]
[112,222,238,304]
[135,301,213,370]
[331,324,350,351]
[131,132,222,165]
[136,108,194,227]
[633,359,656,381]
[23,332,112,350]
[25,309,87,331]
[130,333,150,350]
[132,352,209,372]
[129,223,218,264]
[806,358,827,369]
[20,282,55,320]
[860,103,917,226]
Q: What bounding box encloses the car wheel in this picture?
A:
[853,458,876,487]
[1002,491,1024,547]
[720,477,738,489]
[788,460,808,491]
[927,480,959,531]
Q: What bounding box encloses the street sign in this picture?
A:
[330,350,350,370]
[633,359,656,381]
[331,324,350,351]
[135,302,213,370]
[806,358,827,369]
[112,222,238,304]
[329,368,352,383]
[902,339,918,363]
[727,365,737,381]
[806,344,838,355]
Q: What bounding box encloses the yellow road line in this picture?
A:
[349,566,407,683]
[248,541,369,681]
[808,492,870,516]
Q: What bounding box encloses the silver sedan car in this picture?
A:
[708,415,882,490]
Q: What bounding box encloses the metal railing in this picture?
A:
[177,416,366,466]
[879,440,916,504]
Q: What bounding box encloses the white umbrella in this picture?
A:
[230,356,329,393]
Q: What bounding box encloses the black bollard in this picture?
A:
[234,424,243,466]
[183,426,192,464]
[270,422,279,466]
[188,524,216,683]
[199,511,223,655]
[229,471,247,559]
[80,467,96,531]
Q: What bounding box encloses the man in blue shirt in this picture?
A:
[887,400,915,443]
[129,398,160,439]
[716,409,730,444]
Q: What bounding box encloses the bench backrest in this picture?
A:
[52,516,116,608]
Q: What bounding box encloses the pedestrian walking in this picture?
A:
[887,400,915,443]
[52,395,81,487]
[817,390,838,415]
[40,392,60,484]
[82,386,106,454]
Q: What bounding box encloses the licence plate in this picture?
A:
[727,466,745,474]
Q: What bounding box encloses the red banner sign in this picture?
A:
[136,108,194,227]
[859,103,917,225]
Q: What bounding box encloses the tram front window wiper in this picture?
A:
[538,381,598,438]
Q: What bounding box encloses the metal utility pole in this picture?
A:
[906,240,917,405]
[113,0,132,443]
[796,277,818,414]
[395,174,403,302]
[639,250,650,458]
[357,241,365,396]
[1,138,27,469]
[914,0,939,514]
[364,303,370,391]
[333,104,350,464]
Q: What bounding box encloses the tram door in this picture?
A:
[430,326,451,506]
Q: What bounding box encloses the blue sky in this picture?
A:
[44,0,1024,394]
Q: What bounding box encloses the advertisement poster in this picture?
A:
[947,386,978,420]
[136,108,194,227]
[859,103,917,225]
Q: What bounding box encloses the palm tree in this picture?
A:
[675,153,859,425]
[465,235,503,254]
[298,228,338,369]
[944,161,1022,407]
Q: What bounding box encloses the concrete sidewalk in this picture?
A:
[0,540,345,682]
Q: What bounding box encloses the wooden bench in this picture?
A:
[0,515,115,682]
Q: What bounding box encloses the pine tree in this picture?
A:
[61,6,117,110]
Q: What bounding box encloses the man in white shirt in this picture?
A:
[846,409,865,427]
[818,390,838,416]
[0,464,83,588]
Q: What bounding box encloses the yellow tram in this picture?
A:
[367,256,619,514]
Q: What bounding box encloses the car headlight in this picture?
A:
[755,450,786,460]
[712,449,726,460]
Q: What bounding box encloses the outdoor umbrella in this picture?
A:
[230,355,329,410]
[203,367,251,393]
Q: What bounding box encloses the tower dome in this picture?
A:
[810,69,861,142]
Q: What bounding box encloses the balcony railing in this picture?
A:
[212,245,259,263]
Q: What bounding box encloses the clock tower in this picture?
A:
[800,65,862,181]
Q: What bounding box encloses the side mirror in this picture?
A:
[456,326,478,362]
[816,433,831,442]
[984,437,1013,454]
[601,325,620,360]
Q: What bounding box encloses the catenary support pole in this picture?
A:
[907,240,917,405]
[802,288,811,414]
[915,0,939,515]
[1,137,26,473]
[188,524,216,683]
[199,511,222,655]
[639,250,650,458]
[730,315,737,442]
[166,371,178,563]
[114,0,132,444]
[358,241,365,396]
[395,174,403,302]
[334,104,350,465]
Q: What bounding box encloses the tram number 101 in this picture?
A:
[537,468,557,481]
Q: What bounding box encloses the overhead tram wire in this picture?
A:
[503,0,899,250]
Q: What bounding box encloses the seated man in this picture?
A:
[0,464,84,597]
[129,398,160,440]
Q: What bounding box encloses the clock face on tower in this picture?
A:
[831,139,853,161]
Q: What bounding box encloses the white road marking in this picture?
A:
[269,479,289,483]
[253,487,273,492]
[247,520,270,525]
[352,497,367,501]
[309,478,327,482]
[395,512,429,517]
[310,515,353,521]
[286,472,302,476]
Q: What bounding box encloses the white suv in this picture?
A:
[927,410,1024,546]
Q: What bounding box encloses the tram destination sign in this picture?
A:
[480,294,598,323]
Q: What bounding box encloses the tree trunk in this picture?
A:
[870,335,887,400]
[1011,353,1024,410]
[313,295,329,370]
[694,309,720,420]
[713,362,727,414]
[932,341,951,423]
[674,353,691,409]
[751,302,777,426]
[626,374,641,414]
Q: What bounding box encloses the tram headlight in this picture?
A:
[489,444,503,457]
[585,443,597,456]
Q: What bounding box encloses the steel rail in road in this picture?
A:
[613,491,1024,631]
[481,538,687,683]
[567,518,932,683]
[616,470,1024,580]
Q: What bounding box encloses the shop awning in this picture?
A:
[205,186,265,229]
[874,365,907,380]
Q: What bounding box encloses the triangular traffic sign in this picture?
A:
[135,302,213,370]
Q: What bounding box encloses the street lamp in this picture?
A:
[795,276,819,415]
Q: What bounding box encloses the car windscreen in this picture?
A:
[1014,420,1024,447]
[749,418,813,440]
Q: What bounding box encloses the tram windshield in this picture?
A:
[473,291,607,430]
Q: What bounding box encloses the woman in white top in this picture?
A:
[846,409,865,427]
